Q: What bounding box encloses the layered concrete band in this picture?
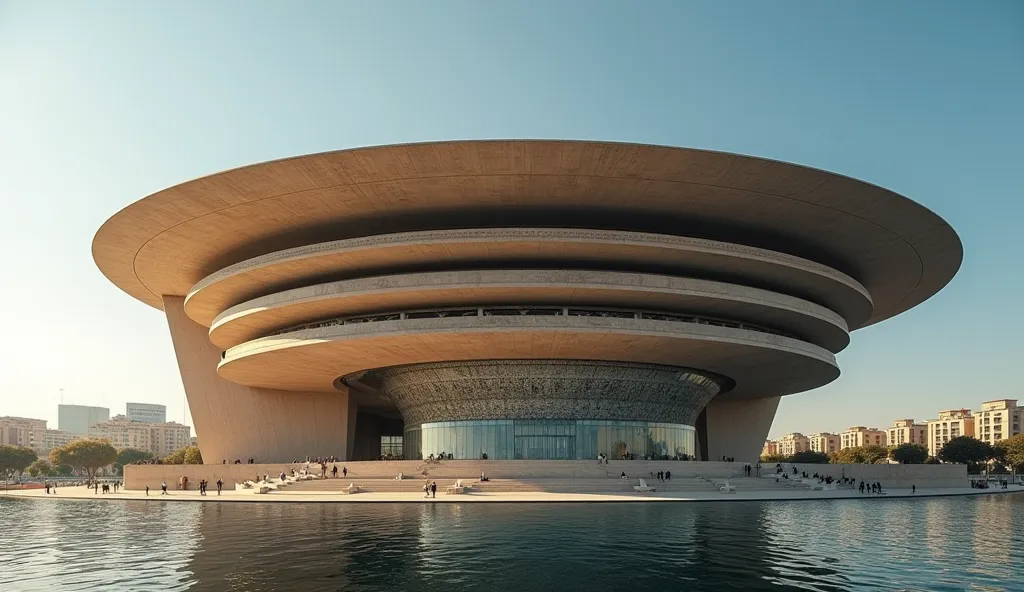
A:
[92,140,962,465]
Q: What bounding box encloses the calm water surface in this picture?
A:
[2,494,1023,591]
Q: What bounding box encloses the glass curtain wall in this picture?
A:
[404,420,696,460]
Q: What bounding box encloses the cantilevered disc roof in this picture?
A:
[93,140,962,329]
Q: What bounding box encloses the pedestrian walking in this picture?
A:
[431,481,437,498]
[343,466,348,478]
[217,479,223,495]
[161,481,168,495]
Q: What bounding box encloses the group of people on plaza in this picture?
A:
[195,478,222,495]
[650,470,672,481]
[423,481,437,498]
[971,478,1011,489]
[741,463,760,477]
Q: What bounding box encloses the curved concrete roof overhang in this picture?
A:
[217,315,840,400]
[185,228,873,330]
[93,140,962,329]
[207,270,851,352]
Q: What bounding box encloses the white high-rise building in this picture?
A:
[57,405,110,435]
[126,403,167,424]
[975,400,1023,446]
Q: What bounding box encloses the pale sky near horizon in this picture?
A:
[0,2,1021,438]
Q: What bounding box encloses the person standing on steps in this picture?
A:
[332,465,338,478]
[217,479,223,495]
[431,481,437,498]
[343,466,348,478]
[161,481,168,495]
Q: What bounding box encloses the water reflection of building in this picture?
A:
[971,497,1012,575]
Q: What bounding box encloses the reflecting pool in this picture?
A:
[2,494,1023,591]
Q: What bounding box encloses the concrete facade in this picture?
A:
[776,433,811,457]
[164,296,355,463]
[888,419,928,448]
[927,409,976,457]
[126,403,167,423]
[58,405,109,436]
[841,426,887,449]
[0,417,47,450]
[976,400,1023,446]
[91,140,963,465]
[808,433,841,455]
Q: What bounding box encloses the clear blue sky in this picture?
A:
[0,2,1021,437]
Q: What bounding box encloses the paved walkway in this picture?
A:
[3,485,1022,504]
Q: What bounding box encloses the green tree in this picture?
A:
[163,445,203,465]
[889,443,928,464]
[183,446,203,465]
[994,434,1024,474]
[924,456,940,464]
[115,448,154,473]
[834,445,889,464]
[163,448,185,464]
[760,453,786,464]
[49,439,118,481]
[937,436,993,471]
[27,459,53,478]
[788,450,830,464]
[55,464,74,476]
[0,445,38,485]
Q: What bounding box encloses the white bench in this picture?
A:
[633,478,656,492]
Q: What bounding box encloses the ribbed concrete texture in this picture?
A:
[163,296,353,463]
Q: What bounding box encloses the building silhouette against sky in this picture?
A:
[92,140,962,463]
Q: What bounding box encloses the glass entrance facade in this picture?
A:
[404,419,696,460]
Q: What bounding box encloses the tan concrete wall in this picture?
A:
[163,296,354,464]
[704,396,781,463]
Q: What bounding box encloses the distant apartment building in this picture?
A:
[975,399,1023,446]
[126,403,167,424]
[808,433,841,455]
[761,440,778,458]
[776,433,810,457]
[42,429,81,452]
[888,419,928,448]
[88,415,191,457]
[89,415,152,451]
[0,416,47,450]
[58,405,110,435]
[148,422,191,457]
[840,426,887,449]
[927,409,975,457]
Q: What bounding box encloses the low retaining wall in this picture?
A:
[125,463,311,491]
[124,460,969,491]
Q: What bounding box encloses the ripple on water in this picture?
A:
[1,494,1023,591]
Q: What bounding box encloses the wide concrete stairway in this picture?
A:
[281,460,807,495]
